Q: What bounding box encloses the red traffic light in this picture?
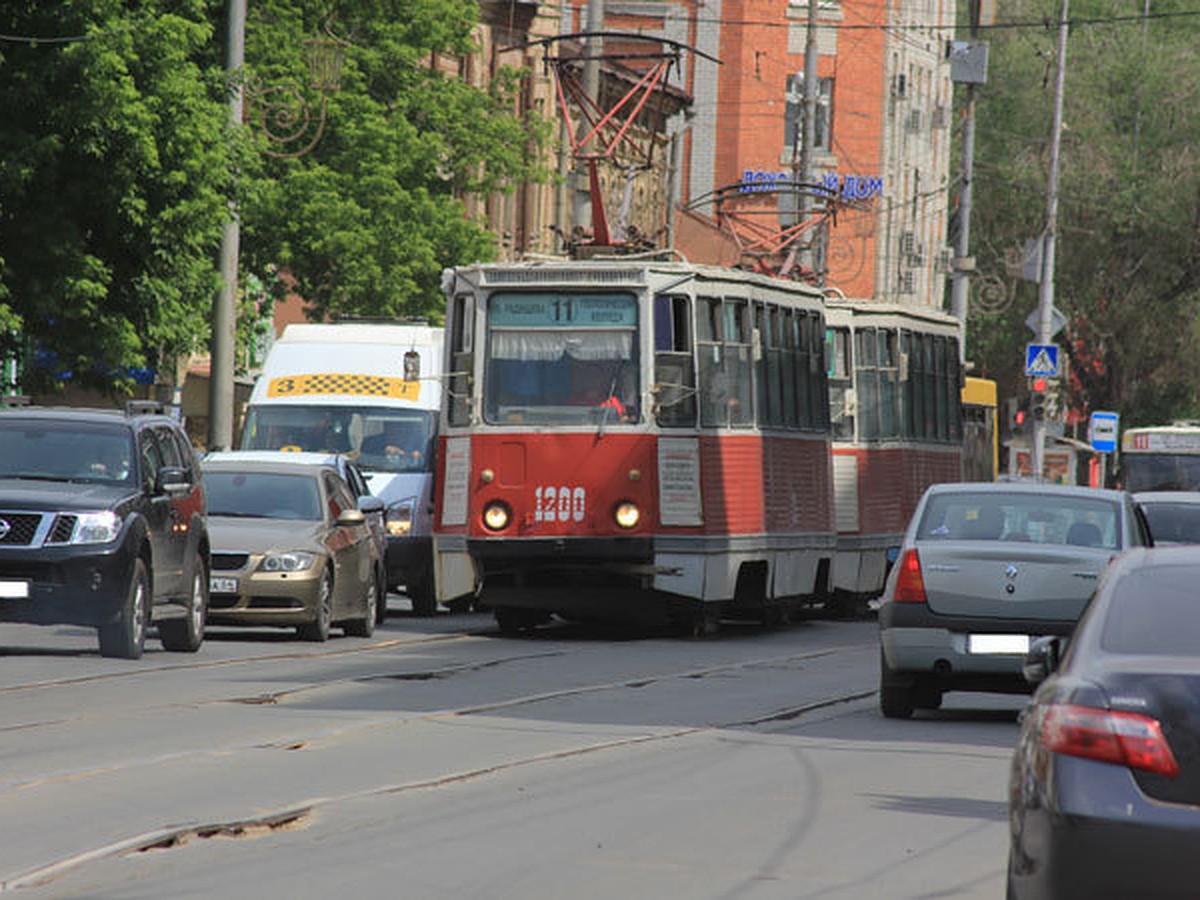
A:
[1015,409,1027,426]
[1031,377,1048,393]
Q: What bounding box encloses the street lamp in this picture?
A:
[246,35,346,158]
[209,4,344,451]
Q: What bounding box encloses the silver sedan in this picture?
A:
[877,482,1151,718]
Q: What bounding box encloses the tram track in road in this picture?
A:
[0,629,484,697]
[0,647,880,894]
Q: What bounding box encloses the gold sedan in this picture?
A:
[201,453,379,640]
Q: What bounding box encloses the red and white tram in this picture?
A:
[433,260,835,633]
[822,299,964,615]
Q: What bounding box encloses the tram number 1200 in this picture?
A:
[534,486,586,523]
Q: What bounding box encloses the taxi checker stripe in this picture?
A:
[266,373,420,400]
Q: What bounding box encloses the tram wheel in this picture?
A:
[669,602,720,639]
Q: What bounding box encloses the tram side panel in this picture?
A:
[653,432,834,604]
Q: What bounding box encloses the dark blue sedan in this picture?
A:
[1008,546,1200,899]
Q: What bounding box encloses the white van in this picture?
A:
[239,322,443,615]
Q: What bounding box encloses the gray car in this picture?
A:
[878,482,1152,719]
[1133,491,1200,545]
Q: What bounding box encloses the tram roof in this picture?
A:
[443,260,828,298]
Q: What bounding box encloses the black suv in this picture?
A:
[0,403,210,658]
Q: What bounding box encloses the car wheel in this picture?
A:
[160,558,208,653]
[407,572,437,617]
[879,650,916,719]
[99,558,149,659]
[297,569,333,642]
[344,574,377,638]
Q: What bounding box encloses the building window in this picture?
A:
[784,74,833,155]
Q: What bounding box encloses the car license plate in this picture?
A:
[210,576,239,594]
[0,580,30,599]
[968,634,1030,655]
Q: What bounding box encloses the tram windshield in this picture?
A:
[484,292,640,426]
[1122,454,1200,493]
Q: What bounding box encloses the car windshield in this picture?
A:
[916,492,1120,549]
[0,422,133,485]
[1138,502,1200,545]
[240,405,436,474]
[484,292,640,426]
[205,471,321,521]
[1102,565,1200,654]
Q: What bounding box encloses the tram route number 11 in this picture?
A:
[534,486,586,522]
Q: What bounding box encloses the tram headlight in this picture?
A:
[482,500,512,532]
[614,501,640,529]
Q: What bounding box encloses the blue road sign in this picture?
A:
[1089,411,1119,454]
[1025,343,1060,378]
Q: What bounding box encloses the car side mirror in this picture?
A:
[1022,636,1062,686]
[337,508,367,527]
[357,496,385,515]
[158,467,190,494]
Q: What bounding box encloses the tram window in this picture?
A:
[698,298,753,428]
[946,342,963,442]
[879,330,899,438]
[654,294,696,427]
[856,328,880,439]
[934,337,949,440]
[781,311,798,428]
[921,336,940,441]
[827,326,853,439]
[697,296,720,342]
[813,314,831,430]
[449,294,474,426]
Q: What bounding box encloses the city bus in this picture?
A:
[1120,423,1200,492]
[433,259,835,634]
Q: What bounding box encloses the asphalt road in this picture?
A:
[0,597,1021,898]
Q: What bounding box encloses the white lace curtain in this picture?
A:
[491,331,633,362]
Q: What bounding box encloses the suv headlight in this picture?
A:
[386,498,417,537]
[73,511,123,544]
[258,551,317,573]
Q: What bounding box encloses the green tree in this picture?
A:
[966,0,1200,427]
[238,0,550,324]
[0,1,232,395]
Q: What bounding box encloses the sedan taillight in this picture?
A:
[893,548,927,603]
[1042,704,1180,777]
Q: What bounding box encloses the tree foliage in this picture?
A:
[0,0,547,395]
[0,1,231,395]
[967,0,1200,427]
[239,0,549,324]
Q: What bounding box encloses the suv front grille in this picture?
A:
[0,513,43,546]
[48,515,78,544]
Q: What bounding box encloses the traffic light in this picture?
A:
[1010,397,1029,435]
[1030,377,1048,421]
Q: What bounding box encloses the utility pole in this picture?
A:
[572,0,604,233]
[949,1,984,360]
[797,0,819,274]
[210,0,245,452]
[1032,0,1069,480]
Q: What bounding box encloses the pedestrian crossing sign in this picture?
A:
[1025,343,1060,378]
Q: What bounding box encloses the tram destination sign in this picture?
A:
[490,293,636,327]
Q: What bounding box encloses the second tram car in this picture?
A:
[823,299,965,613]
[433,260,835,633]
